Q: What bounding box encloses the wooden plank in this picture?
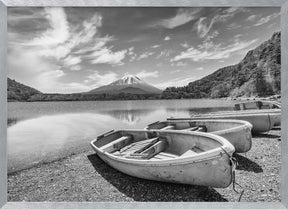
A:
[101,136,132,153]
[142,140,169,159]
[181,127,199,131]
[160,125,175,130]
[134,138,159,154]
[119,138,158,153]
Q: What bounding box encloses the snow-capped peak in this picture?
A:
[111,74,144,86]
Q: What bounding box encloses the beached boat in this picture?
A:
[234,100,281,111]
[146,119,252,153]
[169,111,280,133]
[90,129,235,188]
[233,101,281,126]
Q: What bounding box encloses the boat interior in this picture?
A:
[94,130,222,160]
[234,101,280,110]
[147,121,241,132]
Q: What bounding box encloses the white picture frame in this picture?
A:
[1,0,287,208]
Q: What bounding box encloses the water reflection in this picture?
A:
[7,117,18,127]
[7,110,171,173]
[8,99,234,126]
[102,109,157,125]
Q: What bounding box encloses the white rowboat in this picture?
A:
[169,111,279,133]
[90,129,235,188]
[146,119,252,153]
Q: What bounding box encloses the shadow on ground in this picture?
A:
[272,126,281,131]
[252,132,280,139]
[233,153,263,173]
[87,154,228,202]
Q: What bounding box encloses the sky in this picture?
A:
[8,7,280,93]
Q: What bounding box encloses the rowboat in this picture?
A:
[233,101,281,126]
[169,110,279,133]
[90,129,235,188]
[234,100,281,110]
[146,119,252,153]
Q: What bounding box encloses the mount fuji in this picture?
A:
[87,74,162,95]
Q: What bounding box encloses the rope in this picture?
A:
[220,147,245,202]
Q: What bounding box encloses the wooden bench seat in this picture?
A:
[181,127,199,131]
[181,126,207,132]
[113,137,159,157]
[160,125,175,130]
[100,135,132,153]
[118,138,168,160]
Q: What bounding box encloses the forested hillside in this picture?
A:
[8,78,42,101]
[162,32,281,99]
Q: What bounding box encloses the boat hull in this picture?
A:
[148,120,252,153]
[97,151,233,188]
[170,112,277,133]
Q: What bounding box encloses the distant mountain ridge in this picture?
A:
[88,74,162,95]
[162,32,281,99]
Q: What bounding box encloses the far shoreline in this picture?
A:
[7,94,281,103]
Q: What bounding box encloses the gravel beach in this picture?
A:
[7,128,281,202]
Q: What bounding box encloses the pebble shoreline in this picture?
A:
[7,128,281,202]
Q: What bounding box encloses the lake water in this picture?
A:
[7,99,235,173]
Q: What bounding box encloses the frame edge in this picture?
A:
[281,0,288,208]
[0,0,7,209]
[1,0,288,209]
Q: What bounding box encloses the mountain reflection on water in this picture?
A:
[102,109,157,125]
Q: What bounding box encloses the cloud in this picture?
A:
[135,70,159,79]
[88,47,127,65]
[137,51,154,61]
[75,14,102,45]
[172,62,187,67]
[27,8,70,46]
[58,82,92,93]
[70,65,82,71]
[197,17,217,38]
[58,71,118,93]
[254,13,279,26]
[151,45,160,48]
[152,8,202,29]
[156,49,172,59]
[164,36,171,41]
[86,71,118,87]
[246,15,257,21]
[19,10,108,64]
[198,30,219,50]
[196,67,204,71]
[172,39,258,62]
[8,8,122,93]
[155,76,196,89]
[63,55,82,67]
[73,36,113,55]
[181,42,189,48]
[197,7,247,38]
[7,45,66,93]
[234,34,243,39]
[226,23,242,30]
[129,54,137,62]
